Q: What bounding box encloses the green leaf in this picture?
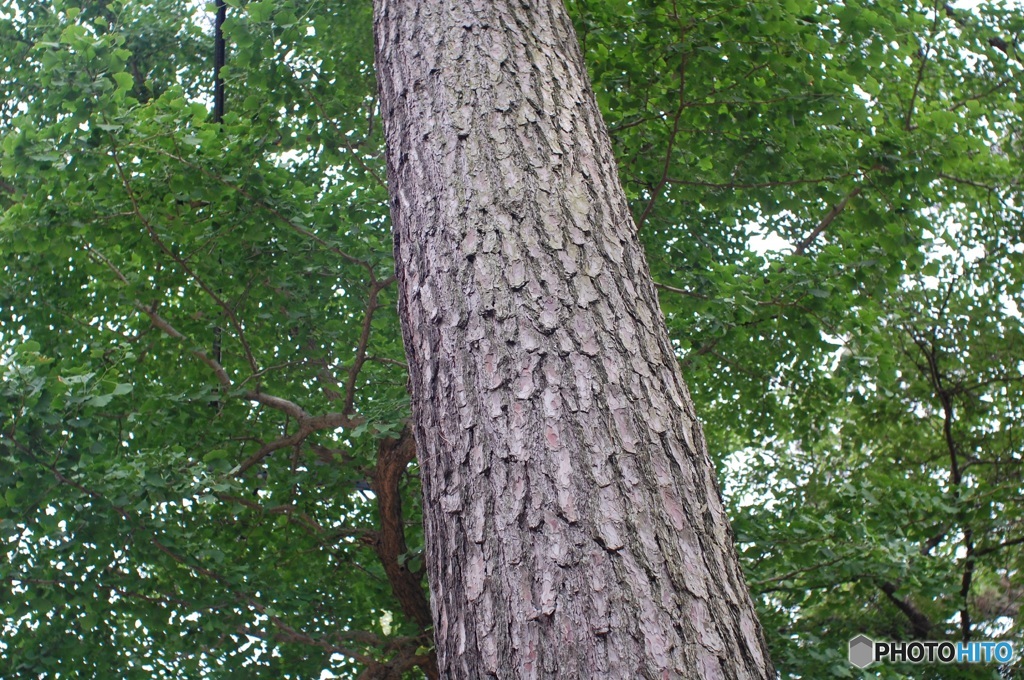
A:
[203,449,229,462]
[85,393,114,408]
[248,0,273,22]
[112,71,134,92]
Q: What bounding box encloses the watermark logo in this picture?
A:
[848,635,1015,668]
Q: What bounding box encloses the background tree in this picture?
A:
[1,0,1022,678]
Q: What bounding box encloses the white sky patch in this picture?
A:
[1003,295,1022,319]
[748,230,795,255]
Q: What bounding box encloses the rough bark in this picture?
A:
[373,1,775,677]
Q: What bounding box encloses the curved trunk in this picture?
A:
[373,0,774,677]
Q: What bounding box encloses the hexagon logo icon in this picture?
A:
[849,635,875,668]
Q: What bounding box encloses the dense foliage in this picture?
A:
[1,0,1021,677]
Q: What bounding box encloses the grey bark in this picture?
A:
[373,1,775,677]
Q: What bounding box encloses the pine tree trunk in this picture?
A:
[373,1,775,677]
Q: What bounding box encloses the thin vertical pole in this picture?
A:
[212,0,226,404]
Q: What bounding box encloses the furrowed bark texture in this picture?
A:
[373,1,775,677]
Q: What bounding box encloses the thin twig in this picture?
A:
[793,186,863,254]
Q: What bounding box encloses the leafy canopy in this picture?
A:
[1,0,1022,678]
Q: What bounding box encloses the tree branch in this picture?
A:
[106,136,261,374]
[974,533,1024,558]
[636,55,687,231]
[345,279,388,417]
[943,3,1016,57]
[750,555,848,587]
[139,144,374,272]
[372,431,438,679]
[880,581,933,639]
[793,186,863,254]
